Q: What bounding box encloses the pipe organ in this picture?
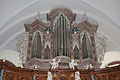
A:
[24,7,99,70]
[1,7,119,80]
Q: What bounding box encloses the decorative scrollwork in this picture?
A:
[95,33,107,62]
[16,32,29,63]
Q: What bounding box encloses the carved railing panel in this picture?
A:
[0,60,120,80]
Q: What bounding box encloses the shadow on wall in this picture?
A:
[0,49,23,67]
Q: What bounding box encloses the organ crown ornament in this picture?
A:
[35,11,41,20]
[82,12,88,21]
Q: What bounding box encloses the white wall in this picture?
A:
[0,49,22,67]
[101,51,120,68]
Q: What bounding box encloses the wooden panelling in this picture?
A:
[0,60,120,80]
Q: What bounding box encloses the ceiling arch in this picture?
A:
[0,0,120,31]
[0,0,120,51]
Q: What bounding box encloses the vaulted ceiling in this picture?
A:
[0,0,120,51]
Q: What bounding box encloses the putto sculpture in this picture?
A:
[50,58,61,69]
[75,71,81,80]
[69,59,78,70]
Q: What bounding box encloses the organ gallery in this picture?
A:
[0,7,120,80]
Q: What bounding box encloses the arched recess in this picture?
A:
[44,45,50,59]
[32,31,41,59]
[74,45,80,59]
[81,31,93,59]
[54,13,70,57]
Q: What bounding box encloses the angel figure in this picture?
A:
[69,59,78,70]
[75,71,81,80]
[47,71,52,80]
[50,59,60,69]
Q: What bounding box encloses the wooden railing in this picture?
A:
[0,60,120,80]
